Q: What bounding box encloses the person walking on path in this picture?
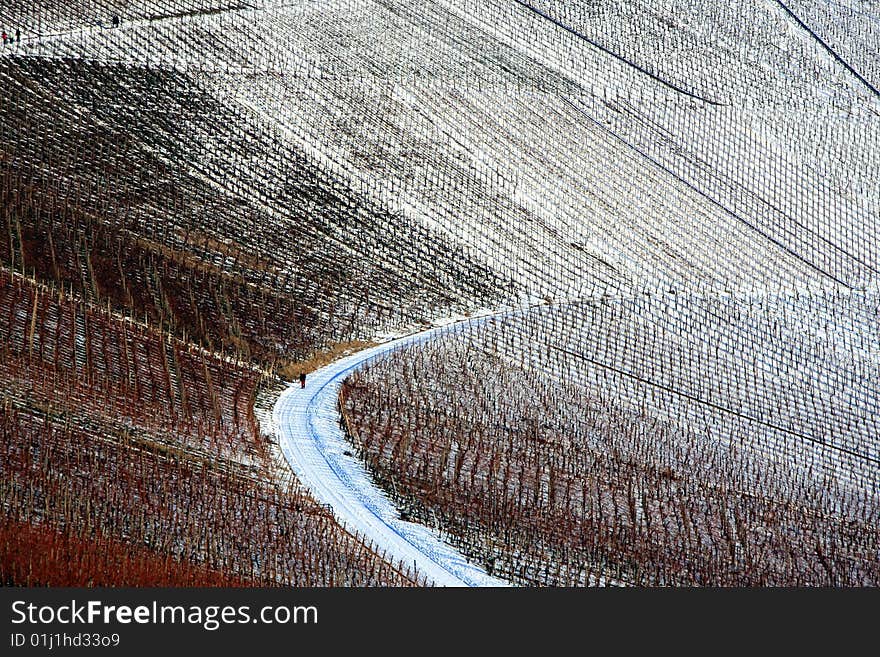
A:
[299,371,307,389]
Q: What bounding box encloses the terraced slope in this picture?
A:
[1,0,878,586]
[10,0,879,296]
[0,55,507,364]
[344,289,880,585]
[1,3,511,586]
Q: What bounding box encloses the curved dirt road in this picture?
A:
[272,318,508,587]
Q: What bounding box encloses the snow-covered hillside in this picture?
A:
[2,0,878,586]
[6,0,878,299]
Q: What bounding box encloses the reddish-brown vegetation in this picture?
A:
[342,331,880,586]
[1,271,422,586]
[1,518,256,587]
[0,40,505,586]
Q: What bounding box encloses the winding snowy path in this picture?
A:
[272,317,509,587]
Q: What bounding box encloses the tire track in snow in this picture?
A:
[272,315,511,587]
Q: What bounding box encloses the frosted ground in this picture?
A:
[4,0,878,584]
[9,0,879,297]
